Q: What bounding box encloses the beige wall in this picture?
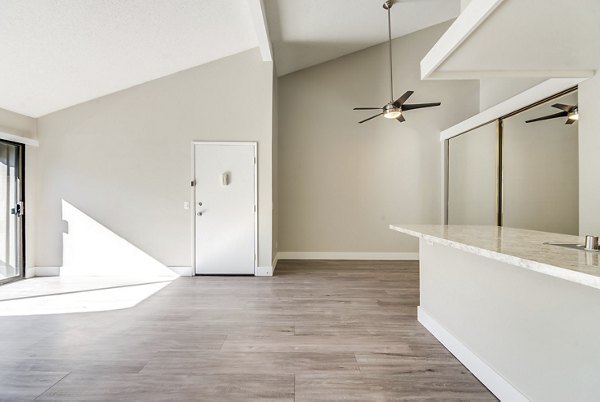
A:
[579,73,600,236]
[479,77,545,111]
[35,48,274,269]
[278,23,479,254]
[0,108,36,140]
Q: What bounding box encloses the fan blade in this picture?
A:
[525,111,568,123]
[551,103,573,112]
[353,107,382,110]
[392,91,414,107]
[396,114,406,123]
[358,112,383,124]
[402,102,441,111]
[566,118,577,125]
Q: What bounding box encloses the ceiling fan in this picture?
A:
[353,0,441,124]
[525,103,579,124]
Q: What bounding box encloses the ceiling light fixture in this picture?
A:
[383,105,402,119]
[526,103,579,125]
[352,0,442,124]
[568,109,579,121]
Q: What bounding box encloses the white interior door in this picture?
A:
[194,143,256,275]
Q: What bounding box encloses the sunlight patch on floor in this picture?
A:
[0,201,181,316]
[0,276,173,316]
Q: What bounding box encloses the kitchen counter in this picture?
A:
[390,224,600,401]
[390,224,600,290]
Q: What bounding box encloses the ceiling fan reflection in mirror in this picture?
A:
[353,0,441,124]
[525,103,579,125]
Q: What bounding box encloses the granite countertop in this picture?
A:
[390,224,600,290]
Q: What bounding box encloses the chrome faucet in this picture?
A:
[584,235,599,251]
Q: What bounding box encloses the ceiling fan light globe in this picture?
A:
[383,104,401,119]
[568,112,579,121]
[384,110,402,119]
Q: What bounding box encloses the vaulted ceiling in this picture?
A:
[3,0,599,118]
[0,0,462,117]
[0,0,259,117]
[265,0,461,76]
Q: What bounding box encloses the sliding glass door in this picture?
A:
[0,140,24,285]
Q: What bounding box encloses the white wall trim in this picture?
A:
[0,130,39,147]
[440,78,586,141]
[255,266,273,276]
[418,307,529,402]
[277,252,418,260]
[420,0,504,79]
[246,0,273,62]
[32,266,61,277]
[168,266,193,277]
[272,254,279,270]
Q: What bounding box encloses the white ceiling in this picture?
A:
[0,0,258,117]
[265,0,462,76]
[1,0,463,117]
[426,0,600,79]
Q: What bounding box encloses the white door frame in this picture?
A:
[191,141,258,275]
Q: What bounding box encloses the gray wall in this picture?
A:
[277,23,479,255]
[35,48,274,269]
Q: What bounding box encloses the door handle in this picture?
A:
[197,212,203,216]
[10,202,24,217]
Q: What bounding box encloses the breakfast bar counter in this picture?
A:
[390,224,600,289]
[390,224,600,402]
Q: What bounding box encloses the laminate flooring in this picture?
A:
[0,260,496,401]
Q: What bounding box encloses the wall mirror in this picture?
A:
[447,87,579,235]
[448,121,498,225]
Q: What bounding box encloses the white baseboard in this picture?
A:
[417,307,528,402]
[276,252,419,260]
[255,266,273,276]
[169,266,194,276]
[32,266,61,277]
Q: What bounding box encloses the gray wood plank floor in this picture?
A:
[0,260,496,401]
